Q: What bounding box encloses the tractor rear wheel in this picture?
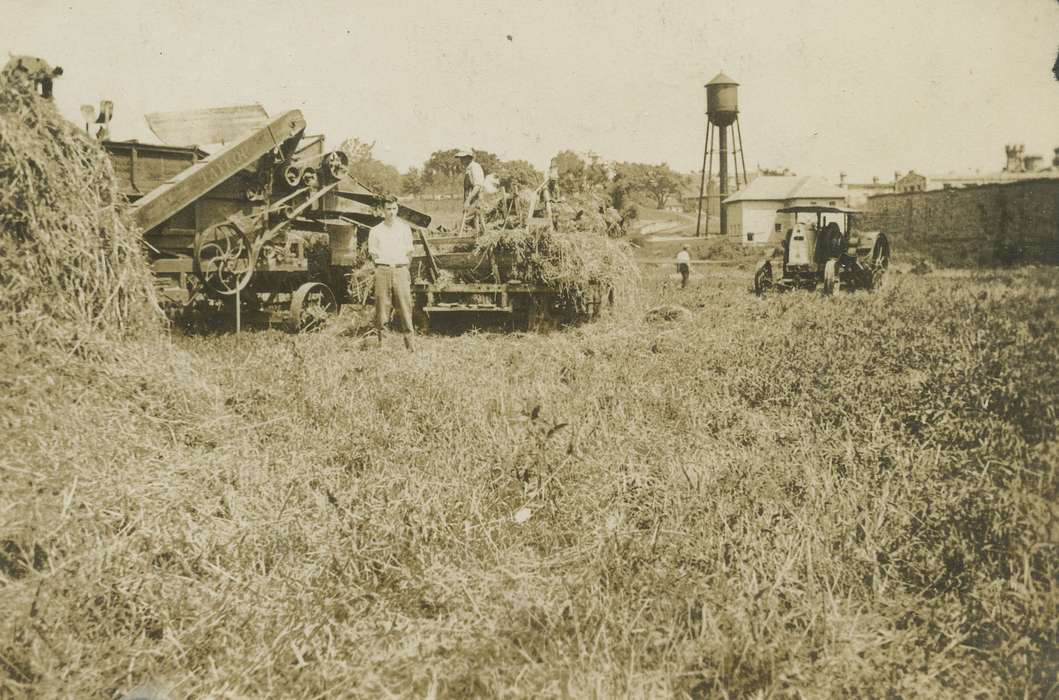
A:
[823,259,841,296]
[753,262,773,296]
[869,237,891,291]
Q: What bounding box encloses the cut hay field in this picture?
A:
[2,266,1058,698]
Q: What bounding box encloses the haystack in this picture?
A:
[474,223,640,312]
[0,69,159,355]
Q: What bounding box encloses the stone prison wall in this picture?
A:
[860,179,1059,267]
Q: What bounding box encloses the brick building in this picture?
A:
[895,170,927,193]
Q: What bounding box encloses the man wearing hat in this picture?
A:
[455,148,486,235]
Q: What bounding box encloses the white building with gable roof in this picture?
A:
[723,176,848,245]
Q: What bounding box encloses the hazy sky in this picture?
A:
[5,0,1058,180]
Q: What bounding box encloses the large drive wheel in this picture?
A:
[869,237,891,291]
[753,261,773,296]
[823,259,841,296]
[194,223,253,296]
[289,282,338,332]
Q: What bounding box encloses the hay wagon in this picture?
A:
[406,232,612,332]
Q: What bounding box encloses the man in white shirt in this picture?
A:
[367,197,416,350]
[676,245,692,289]
[455,148,486,235]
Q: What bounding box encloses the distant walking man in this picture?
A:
[455,148,486,235]
[676,245,692,289]
[368,197,415,350]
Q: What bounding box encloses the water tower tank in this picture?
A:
[706,72,739,126]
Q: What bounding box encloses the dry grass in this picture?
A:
[0,72,160,358]
[2,264,1057,697]
[1,64,1055,699]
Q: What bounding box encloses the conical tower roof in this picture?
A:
[705,72,738,87]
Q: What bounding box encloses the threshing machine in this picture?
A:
[105,110,431,331]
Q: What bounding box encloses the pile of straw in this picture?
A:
[0,70,160,355]
[550,192,609,232]
[475,225,640,312]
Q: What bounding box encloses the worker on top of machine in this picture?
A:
[3,56,63,99]
[455,148,486,235]
[368,197,416,351]
[546,164,561,202]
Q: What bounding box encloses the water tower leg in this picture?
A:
[705,125,713,235]
[718,124,728,239]
[695,125,711,237]
[736,117,748,189]
[731,125,741,191]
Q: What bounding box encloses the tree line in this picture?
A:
[339,138,695,210]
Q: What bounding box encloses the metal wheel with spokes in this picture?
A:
[284,165,303,188]
[869,237,891,291]
[320,151,349,182]
[289,281,338,332]
[194,223,253,296]
[753,261,773,296]
[823,259,841,296]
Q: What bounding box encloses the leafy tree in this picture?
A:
[472,149,502,176]
[339,137,401,196]
[340,137,374,163]
[401,167,425,196]
[550,150,609,195]
[550,150,585,194]
[583,153,611,191]
[608,166,636,210]
[618,161,684,209]
[422,148,462,193]
[496,159,542,191]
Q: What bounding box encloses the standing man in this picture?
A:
[368,197,415,350]
[676,245,692,289]
[455,148,486,235]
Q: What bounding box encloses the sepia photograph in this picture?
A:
[1,0,1057,696]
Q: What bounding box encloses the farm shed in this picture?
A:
[723,176,848,245]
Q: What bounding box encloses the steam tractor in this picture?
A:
[752,205,890,295]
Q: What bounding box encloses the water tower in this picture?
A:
[695,72,748,237]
